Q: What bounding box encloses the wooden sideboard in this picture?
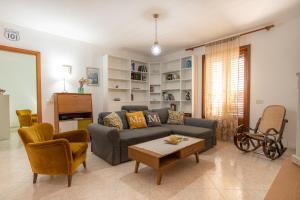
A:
[0,95,10,140]
[54,93,93,133]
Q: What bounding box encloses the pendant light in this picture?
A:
[151,14,161,56]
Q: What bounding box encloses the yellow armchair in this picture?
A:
[18,123,89,187]
[16,109,38,127]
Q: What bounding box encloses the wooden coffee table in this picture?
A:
[128,135,205,185]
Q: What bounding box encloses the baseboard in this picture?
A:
[292,154,300,166]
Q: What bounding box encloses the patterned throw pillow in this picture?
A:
[167,110,184,125]
[144,111,162,127]
[126,111,148,129]
[103,112,123,130]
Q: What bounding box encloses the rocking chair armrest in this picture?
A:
[265,128,279,135]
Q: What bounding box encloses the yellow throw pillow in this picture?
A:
[126,111,147,129]
[103,112,123,130]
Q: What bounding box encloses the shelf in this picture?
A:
[181,79,192,81]
[150,92,161,94]
[163,79,180,83]
[150,84,161,86]
[162,100,180,102]
[181,88,192,91]
[109,67,130,72]
[182,68,192,71]
[108,88,130,90]
[162,70,180,74]
[150,101,161,103]
[109,78,130,81]
[131,80,148,83]
[132,89,148,92]
[162,89,180,91]
[131,71,148,74]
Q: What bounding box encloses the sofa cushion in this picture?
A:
[144,111,162,127]
[70,142,88,158]
[103,112,123,130]
[167,110,184,125]
[151,107,169,124]
[120,127,171,145]
[126,111,148,129]
[98,110,129,129]
[162,124,212,139]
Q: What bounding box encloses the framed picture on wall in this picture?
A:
[86,67,99,86]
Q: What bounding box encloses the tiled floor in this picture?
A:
[0,132,294,200]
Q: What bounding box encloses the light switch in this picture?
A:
[256,99,264,104]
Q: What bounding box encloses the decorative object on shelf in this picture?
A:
[86,67,99,86]
[131,62,135,71]
[137,65,147,72]
[151,14,162,56]
[162,92,168,100]
[170,103,177,111]
[166,73,179,80]
[186,59,192,68]
[115,85,119,88]
[185,91,191,100]
[113,98,121,101]
[61,65,72,93]
[78,77,88,94]
[184,113,192,117]
[131,94,134,101]
[150,85,154,92]
[168,94,175,100]
[0,88,6,95]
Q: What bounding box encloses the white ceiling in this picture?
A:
[0,0,300,56]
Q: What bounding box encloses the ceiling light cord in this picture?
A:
[154,17,158,43]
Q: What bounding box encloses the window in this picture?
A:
[202,45,250,130]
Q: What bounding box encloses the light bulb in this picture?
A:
[151,43,161,56]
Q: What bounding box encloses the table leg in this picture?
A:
[156,171,162,185]
[195,152,199,163]
[134,161,140,173]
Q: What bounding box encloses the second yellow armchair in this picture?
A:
[18,123,89,187]
[16,109,38,127]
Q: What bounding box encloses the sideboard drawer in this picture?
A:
[57,94,92,113]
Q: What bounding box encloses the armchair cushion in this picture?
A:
[70,142,88,158]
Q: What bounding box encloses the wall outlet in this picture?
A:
[256,99,264,104]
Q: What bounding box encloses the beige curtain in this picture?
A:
[204,36,240,141]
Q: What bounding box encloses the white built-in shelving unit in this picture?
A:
[103,54,197,115]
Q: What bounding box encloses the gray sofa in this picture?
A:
[88,106,217,165]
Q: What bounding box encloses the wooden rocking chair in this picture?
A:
[234,105,288,160]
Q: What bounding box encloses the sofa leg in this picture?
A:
[33,173,38,184]
[68,175,72,187]
[83,161,86,169]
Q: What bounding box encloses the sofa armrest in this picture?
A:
[53,130,89,143]
[184,118,218,145]
[87,124,120,165]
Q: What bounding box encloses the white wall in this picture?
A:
[159,14,300,149]
[0,51,37,127]
[0,21,148,125]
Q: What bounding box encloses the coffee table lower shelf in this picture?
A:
[128,137,205,185]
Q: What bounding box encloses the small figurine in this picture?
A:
[185,91,191,100]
